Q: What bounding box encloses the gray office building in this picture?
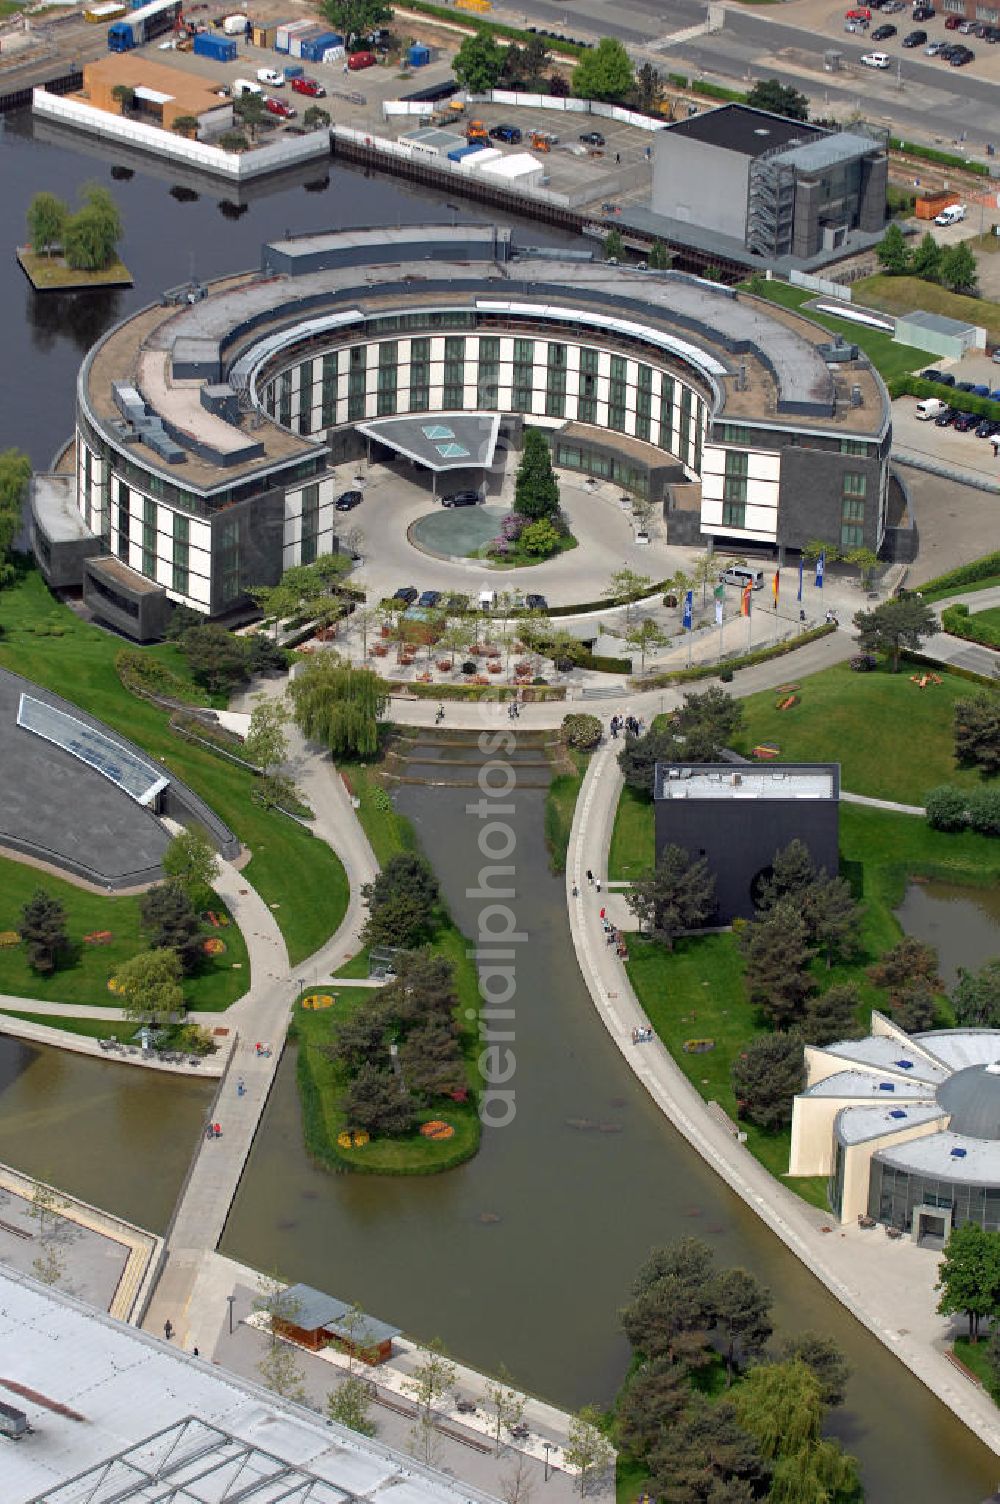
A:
[652,105,888,261]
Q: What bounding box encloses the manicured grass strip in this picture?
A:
[0,1011,137,1042]
[732,661,985,806]
[853,272,1000,344]
[917,550,1000,602]
[954,1337,1000,1402]
[743,279,928,382]
[0,571,347,966]
[544,750,588,875]
[608,784,656,882]
[340,760,417,867]
[0,853,248,1011]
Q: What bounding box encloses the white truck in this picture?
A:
[935,203,967,226]
[222,12,247,32]
[232,77,263,97]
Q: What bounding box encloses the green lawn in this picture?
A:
[744,279,928,382]
[732,661,985,805]
[609,784,656,881]
[0,1011,138,1042]
[955,1336,1000,1402]
[0,571,348,966]
[0,852,248,1011]
[973,606,1000,633]
[339,759,417,867]
[852,272,1000,347]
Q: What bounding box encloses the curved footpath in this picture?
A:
[564,749,1000,1457]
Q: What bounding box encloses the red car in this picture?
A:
[265,96,297,119]
[291,75,325,97]
[944,12,962,24]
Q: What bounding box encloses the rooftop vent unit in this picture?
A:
[0,1402,30,1440]
[878,1082,895,1092]
[850,384,864,407]
[200,384,242,425]
[818,341,859,363]
[736,363,748,391]
[111,383,186,466]
[951,1147,968,1158]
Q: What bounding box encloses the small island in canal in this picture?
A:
[18,185,132,292]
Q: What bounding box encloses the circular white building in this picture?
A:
[791,1011,1000,1243]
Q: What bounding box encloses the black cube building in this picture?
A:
[653,763,840,924]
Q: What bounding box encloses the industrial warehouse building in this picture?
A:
[791,1016,1000,1243]
[31,224,891,641]
[651,105,888,262]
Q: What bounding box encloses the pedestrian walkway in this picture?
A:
[565,749,1000,1460]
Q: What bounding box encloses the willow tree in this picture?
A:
[289,654,386,758]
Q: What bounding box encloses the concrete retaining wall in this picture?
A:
[32,89,330,179]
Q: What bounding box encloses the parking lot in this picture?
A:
[776,0,1000,82]
[892,346,1000,483]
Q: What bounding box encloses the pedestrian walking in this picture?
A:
[595,877,602,893]
[599,906,606,920]
[615,151,620,165]
[213,1122,222,1138]
[193,1346,200,1357]
[237,1076,245,1097]
[164,1320,174,1341]
[586,868,594,885]
[992,439,998,459]
[435,703,445,724]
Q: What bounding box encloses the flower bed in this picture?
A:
[203,936,227,956]
[0,931,20,948]
[682,1038,716,1054]
[337,1129,370,1148]
[83,930,113,945]
[419,1119,456,1140]
[302,992,335,1010]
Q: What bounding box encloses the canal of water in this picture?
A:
[0,109,998,1500]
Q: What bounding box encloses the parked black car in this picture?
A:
[902,28,927,43]
[936,371,956,386]
[955,380,977,392]
[417,589,442,607]
[872,22,897,36]
[953,410,979,431]
[392,586,419,604]
[335,489,362,510]
[920,367,945,382]
[441,489,480,507]
[975,418,999,438]
[525,593,548,610]
[912,4,935,19]
[579,130,605,146]
[934,406,956,426]
[951,46,975,62]
[490,123,522,143]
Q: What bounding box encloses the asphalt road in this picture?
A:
[519,0,1000,148]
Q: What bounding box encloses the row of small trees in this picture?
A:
[27,185,122,272]
[877,221,979,296]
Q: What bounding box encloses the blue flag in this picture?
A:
[683,590,693,630]
[797,554,804,603]
[815,551,825,589]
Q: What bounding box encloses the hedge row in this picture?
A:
[942,603,1000,649]
[635,622,836,688]
[915,551,1000,602]
[889,136,990,178]
[926,784,1000,837]
[385,679,566,701]
[400,1,587,56]
[889,374,1000,421]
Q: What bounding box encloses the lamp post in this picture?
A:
[543,1442,553,1482]
[227,1293,236,1336]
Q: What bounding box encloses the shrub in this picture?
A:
[925,785,970,832]
[561,712,602,750]
[969,787,1000,837]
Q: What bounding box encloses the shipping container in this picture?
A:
[461,147,502,171]
[915,190,961,220]
[282,62,304,78]
[275,17,313,50]
[251,21,276,46]
[447,140,485,162]
[290,25,325,57]
[194,30,237,60]
[301,30,338,61]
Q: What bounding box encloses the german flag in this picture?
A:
[772,569,780,606]
[741,581,752,618]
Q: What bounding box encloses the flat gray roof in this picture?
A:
[822,1036,948,1084]
[30,474,91,543]
[654,762,838,802]
[773,131,882,173]
[805,1069,934,1101]
[896,309,980,338]
[876,1128,1000,1185]
[266,225,508,260]
[835,1102,944,1147]
[357,412,500,471]
[279,1284,400,1345]
[0,1266,494,1504]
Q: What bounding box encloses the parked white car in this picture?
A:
[860,50,891,67]
[935,203,967,225]
[256,67,285,86]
